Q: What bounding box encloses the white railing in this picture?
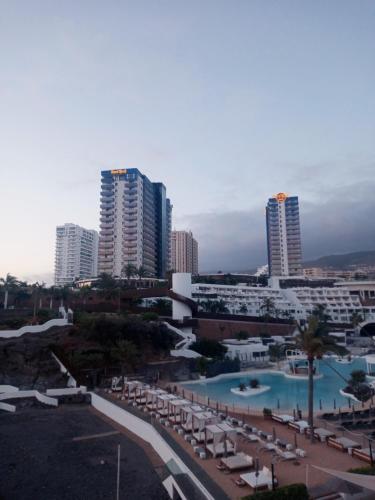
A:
[90,393,214,500]
[0,385,19,393]
[0,318,70,339]
[51,352,77,388]
[46,387,87,396]
[0,390,58,407]
[164,322,201,358]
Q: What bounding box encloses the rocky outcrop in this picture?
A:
[0,327,71,391]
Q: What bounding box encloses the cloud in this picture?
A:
[176,181,375,272]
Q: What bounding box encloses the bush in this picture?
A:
[242,483,308,500]
[141,312,159,322]
[348,466,375,475]
[190,339,228,359]
[239,383,246,392]
[263,407,272,417]
[249,378,259,389]
[205,358,240,378]
[236,331,249,340]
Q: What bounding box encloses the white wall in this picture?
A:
[0,390,58,407]
[0,318,70,339]
[90,393,214,500]
[172,273,192,320]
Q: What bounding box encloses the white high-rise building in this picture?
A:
[171,230,198,275]
[266,193,302,276]
[54,223,99,287]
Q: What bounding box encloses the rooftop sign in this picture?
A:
[275,192,287,202]
[111,169,127,175]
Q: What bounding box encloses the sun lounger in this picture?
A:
[279,450,297,460]
[312,427,335,442]
[288,420,309,433]
[272,414,294,424]
[220,452,253,471]
[353,447,375,464]
[240,466,277,491]
[327,436,361,452]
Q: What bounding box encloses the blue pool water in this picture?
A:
[182,358,367,411]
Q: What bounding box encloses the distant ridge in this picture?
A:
[303,250,375,270]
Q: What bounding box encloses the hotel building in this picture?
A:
[54,223,99,287]
[98,168,172,278]
[192,280,375,324]
[266,193,302,276]
[171,230,199,275]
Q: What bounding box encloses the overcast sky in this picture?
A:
[0,1,374,283]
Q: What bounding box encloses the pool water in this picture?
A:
[182,358,367,412]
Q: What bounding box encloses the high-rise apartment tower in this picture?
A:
[98,168,172,278]
[171,230,199,275]
[266,193,302,276]
[54,223,99,286]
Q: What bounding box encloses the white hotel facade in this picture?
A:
[192,279,375,324]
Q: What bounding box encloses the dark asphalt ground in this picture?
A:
[0,405,169,500]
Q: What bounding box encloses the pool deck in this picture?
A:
[104,392,366,499]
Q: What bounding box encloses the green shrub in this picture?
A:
[242,483,308,500]
[141,311,159,322]
[348,466,375,475]
[263,407,272,417]
[249,378,259,389]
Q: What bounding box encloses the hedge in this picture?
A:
[242,483,308,500]
[348,466,375,475]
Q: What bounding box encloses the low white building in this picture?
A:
[222,339,269,366]
[192,279,375,324]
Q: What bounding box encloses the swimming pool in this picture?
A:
[182,358,367,412]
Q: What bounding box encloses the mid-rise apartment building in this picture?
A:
[266,193,302,276]
[171,230,198,275]
[98,168,172,278]
[54,223,99,287]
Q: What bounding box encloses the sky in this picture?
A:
[0,0,374,283]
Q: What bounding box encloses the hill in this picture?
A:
[303,250,375,270]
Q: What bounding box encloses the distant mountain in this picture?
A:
[303,250,375,270]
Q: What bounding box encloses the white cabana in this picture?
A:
[204,422,237,458]
[192,411,219,442]
[180,405,204,432]
[134,384,150,405]
[156,393,178,416]
[145,389,166,410]
[167,398,192,423]
[123,380,143,399]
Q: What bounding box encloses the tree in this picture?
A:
[137,266,148,280]
[295,316,345,443]
[31,282,46,320]
[239,304,248,314]
[236,331,249,340]
[190,339,228,359]
[79,286,91,306]
[122,263,137,283]
[349,370,366,387]
[312,304,331,323]
[249,378,259,389]
[260,297,276,336]
[0,273,19,309]
[110,339,138,376]
[351,312,364,330]
[238,382,246,392]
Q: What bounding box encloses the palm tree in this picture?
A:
[239,304,248,314]
[122,263,137,285]
[137,266,148,280]
[295,316,344,443]
[260,297,276,336]
[31,282,46,320]
[0,274,19,309]
[350,311,364,332]
[79,286,91,306]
